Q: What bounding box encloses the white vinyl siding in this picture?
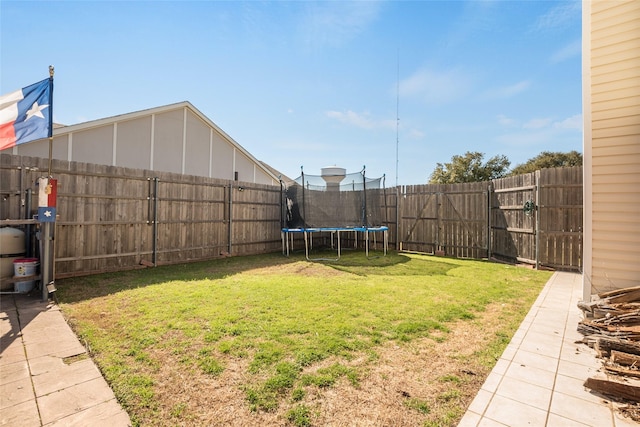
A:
[73,126,113,165]
[153,110,184,174]
[185,110,211,178]
[116,116,152,170]
[211,131,234,180]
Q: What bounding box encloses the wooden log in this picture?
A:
[599,286,640,299]
[611,350,640,368]
[598,311,640,325]
[584,377,640,402]
[579,321,639,340]
[596,337,640,358]
[582,316,640,331]
[578,300,595,314]
[608,289,640,305]
[600,325,640,334]
[614,303,640,311]
[582,290,640,317]
[604,364,640,379]
[578,322,606,337]
[586,302,640,319]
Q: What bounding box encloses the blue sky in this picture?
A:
[1,0,582,185]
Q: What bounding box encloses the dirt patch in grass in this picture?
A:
[304,305,506,426]
[111,303,512,426]
[143,348,253,425]
[251,261,349,278]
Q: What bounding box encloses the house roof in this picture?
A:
[52,101,280,182]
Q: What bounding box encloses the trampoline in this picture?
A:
[280,166,388,261]
[281,226,388,261]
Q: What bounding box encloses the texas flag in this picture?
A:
[0,78,51,151]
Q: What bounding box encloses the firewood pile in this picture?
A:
[578,286,640,420]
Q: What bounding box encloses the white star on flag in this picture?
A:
[25,101,49,121]
[43,210,52,217]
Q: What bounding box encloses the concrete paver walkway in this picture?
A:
[458,271,639,427]
[0,294,131,426]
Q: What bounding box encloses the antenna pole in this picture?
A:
[395,51,401,253]
[395,50,399,188]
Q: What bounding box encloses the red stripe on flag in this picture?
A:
[0,122,17,150]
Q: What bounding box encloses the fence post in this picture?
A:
[435,191,439,253]
[535,170,540,270]
[487,183,492,260]
[395,186,401,251]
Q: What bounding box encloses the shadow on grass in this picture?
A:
[56,252,301,304]
[297,249,412,266]
[325,252,459,276]
[56,250,461,304]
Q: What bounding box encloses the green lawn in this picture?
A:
[57,251,551,426]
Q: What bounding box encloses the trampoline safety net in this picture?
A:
[281,168,386,229]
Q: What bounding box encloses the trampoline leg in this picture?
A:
[384,230,388,255]
[304,231,310,261]
[365,230,369,257]
[282,231,285,256]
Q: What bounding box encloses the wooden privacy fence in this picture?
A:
[0,154,282,278]
[1,153,583,277]
[395,166,583,271]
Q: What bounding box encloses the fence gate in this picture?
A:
[536,167,583,271]
[490,173,537,266]
[398,186,439,254]
[398,182,490,258]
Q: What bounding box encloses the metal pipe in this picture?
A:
[41,221,52,301]
[152,177,158,266]
[301,167,306,228]
[279,177,284,229]
[228,182,233,255]
[25,188,32,257]
[19,166,25,220]
[362,167,367,227]
[147,178,152,224]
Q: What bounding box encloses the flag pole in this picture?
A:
[42,65,55,301]
[47,65,54,177]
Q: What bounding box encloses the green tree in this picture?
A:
[510,150,582,175]
[428,151,510,183]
